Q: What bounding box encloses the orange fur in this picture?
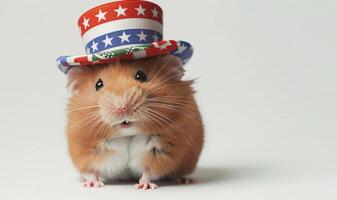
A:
[66,55,204,180]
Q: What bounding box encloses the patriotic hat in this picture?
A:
[57,0,193,74]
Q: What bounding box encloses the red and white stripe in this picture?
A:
[78,0,163,35]
[81,18,163,47]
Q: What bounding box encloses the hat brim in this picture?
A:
[57,40,193,74]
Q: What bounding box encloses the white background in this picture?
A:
[0,0,336,199]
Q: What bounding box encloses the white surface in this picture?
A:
[0,0,337,199]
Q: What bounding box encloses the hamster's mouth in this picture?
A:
[120,120,132,129]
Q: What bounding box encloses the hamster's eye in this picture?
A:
[95,79,104,91]
[135,70,147,83]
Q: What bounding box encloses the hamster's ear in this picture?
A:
[159,54,185,79]
[67,67,84,95]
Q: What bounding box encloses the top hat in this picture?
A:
[57,0,193,74]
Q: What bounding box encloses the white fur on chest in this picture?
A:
[92,127,160,181]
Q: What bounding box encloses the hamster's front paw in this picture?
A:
[81,173,104,188]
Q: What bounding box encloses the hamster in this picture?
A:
[66,54,204,189]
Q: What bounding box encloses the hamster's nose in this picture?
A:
[116,105,129,114]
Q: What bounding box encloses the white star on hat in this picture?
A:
[135,5,146,16]
[82,17,90,29]
[151,7,159,18]
[114,5,127,17]
[137,31,147,42]
[102,35,113,47]
[176,43,187,54]
[95,9,107,22]
[119,31,131,43]
[91,40,98,52]
[152,33,160,42]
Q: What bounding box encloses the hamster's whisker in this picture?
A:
[149,95,194,100]
[147,73,185,91]
[137,110,163,131]
[68,112,101,132]
[143,108,173,127]
[140,110,180,147]
[79,114,108,138]
[68,105,101,113]
[141,108,200,155]
[146,70,174,89]
[146,98,195,107]
[149,104,200,117]
[150,65,175,84]
[146,97,199,110]
[145,99,201,122]
[155,64,184,82]
[141,109,167,128]
[156,73,184,85]
[149,82,192,90]
[155,63,184,84]
[145,55,176,89]
[146,99,199,111]
[147,95,193,101]
[70,112,100,129]
[68,111,98,129]
[145,103,202,126]
[147,102,197,115]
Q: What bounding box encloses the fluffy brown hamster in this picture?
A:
[66,55,204,189]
